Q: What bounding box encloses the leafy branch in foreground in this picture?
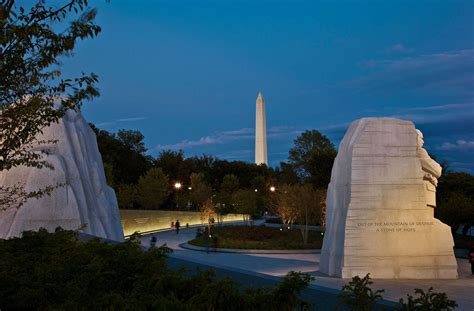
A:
[0,0,101,208]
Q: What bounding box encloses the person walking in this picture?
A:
[175,220,180,234]
[469,247,474,275]
[149,236,157,249]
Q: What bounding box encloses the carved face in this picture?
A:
[416,129,424,148]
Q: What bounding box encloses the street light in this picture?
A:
[174,182,182,190]
[254,189,258,192]
[269,186,276,192]
[188,186,192,190]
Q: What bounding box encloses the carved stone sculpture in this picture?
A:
[320,118,457,279]
[0,108,124,241]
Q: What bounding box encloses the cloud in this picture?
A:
[154,126,303,151]
[437,140,474,151]
[155,136,219,150]
[96,116,148,127]
[352,49,474,95]
[384,43,413,54]
[405,103,474,112]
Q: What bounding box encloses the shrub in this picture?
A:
[338,274,384,311]
[0,228,313,310]
[397,287,458,311]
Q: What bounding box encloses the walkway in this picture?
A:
[140,227,474,310]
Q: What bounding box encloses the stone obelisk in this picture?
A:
[255,92,268,165]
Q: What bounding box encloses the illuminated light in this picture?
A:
[174,182,182,189]
[269,186,276,192]
[188,187,192,190]
[287,226,290,230]
[254,189,258,192]
[279,228,283,231]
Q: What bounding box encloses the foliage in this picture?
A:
[269,184,298,225]
[275,162,300,185]
[436,172,474,235]
[288,130,337,188]
[137,167,169,210]
[292,184,325,243]
[189,172,213,208]
[188,225,323,250]
[0,0,101,209]
[154,150,189,184]
[221,174,240,194]
[339,274,384,311]
[268,271,315,310]
[397,287,458,311]
[214,174,240,219]
[91,125,153,185]
[0,228,314,310]
[200,197,216,233]
[116,183,138,209]
[233,189,258,222]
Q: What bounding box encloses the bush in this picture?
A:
[339,274,458,311]
[338,274,384,311]
[188,225,323,250]
[0,228,313,310]
[397,287,458,311]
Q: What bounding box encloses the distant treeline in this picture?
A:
[90,124,474,236]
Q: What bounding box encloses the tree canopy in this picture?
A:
[288,130,337,188]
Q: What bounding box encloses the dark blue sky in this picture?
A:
[64,0,474,172]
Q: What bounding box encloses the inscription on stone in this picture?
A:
[357,221,434,232]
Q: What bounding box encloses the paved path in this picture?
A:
[141,227,474,310]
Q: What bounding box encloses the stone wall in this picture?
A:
[120,210,245,236]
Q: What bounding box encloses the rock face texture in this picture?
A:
[320,118,457,279]
[0,109,124,241]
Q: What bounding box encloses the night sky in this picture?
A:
[63,0,474,172]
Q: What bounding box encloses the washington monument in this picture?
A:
[255,92,268,165]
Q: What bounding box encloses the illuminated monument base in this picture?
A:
[320,118,457,279]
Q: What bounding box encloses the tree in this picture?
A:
[1,0,101,209]
[276,162,300,185]
[116,183,138,209]
[200,198,216,233]
[233,189,258,223]
[292,184,325,243]
[269,184,298,226]
[221,174,240,194]
[288,130,337,188]
[215,174,240,221]
[137,168,169,210]
[154,150,189,183]
[436,172,474,234]
[91,125,153,185]
[189,172,213,209]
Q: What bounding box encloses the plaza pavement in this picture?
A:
[140,226,474,310]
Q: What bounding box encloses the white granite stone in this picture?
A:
[320,118,457,279]
[0,108,124,241]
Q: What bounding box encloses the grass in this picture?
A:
[188,225,323,250]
